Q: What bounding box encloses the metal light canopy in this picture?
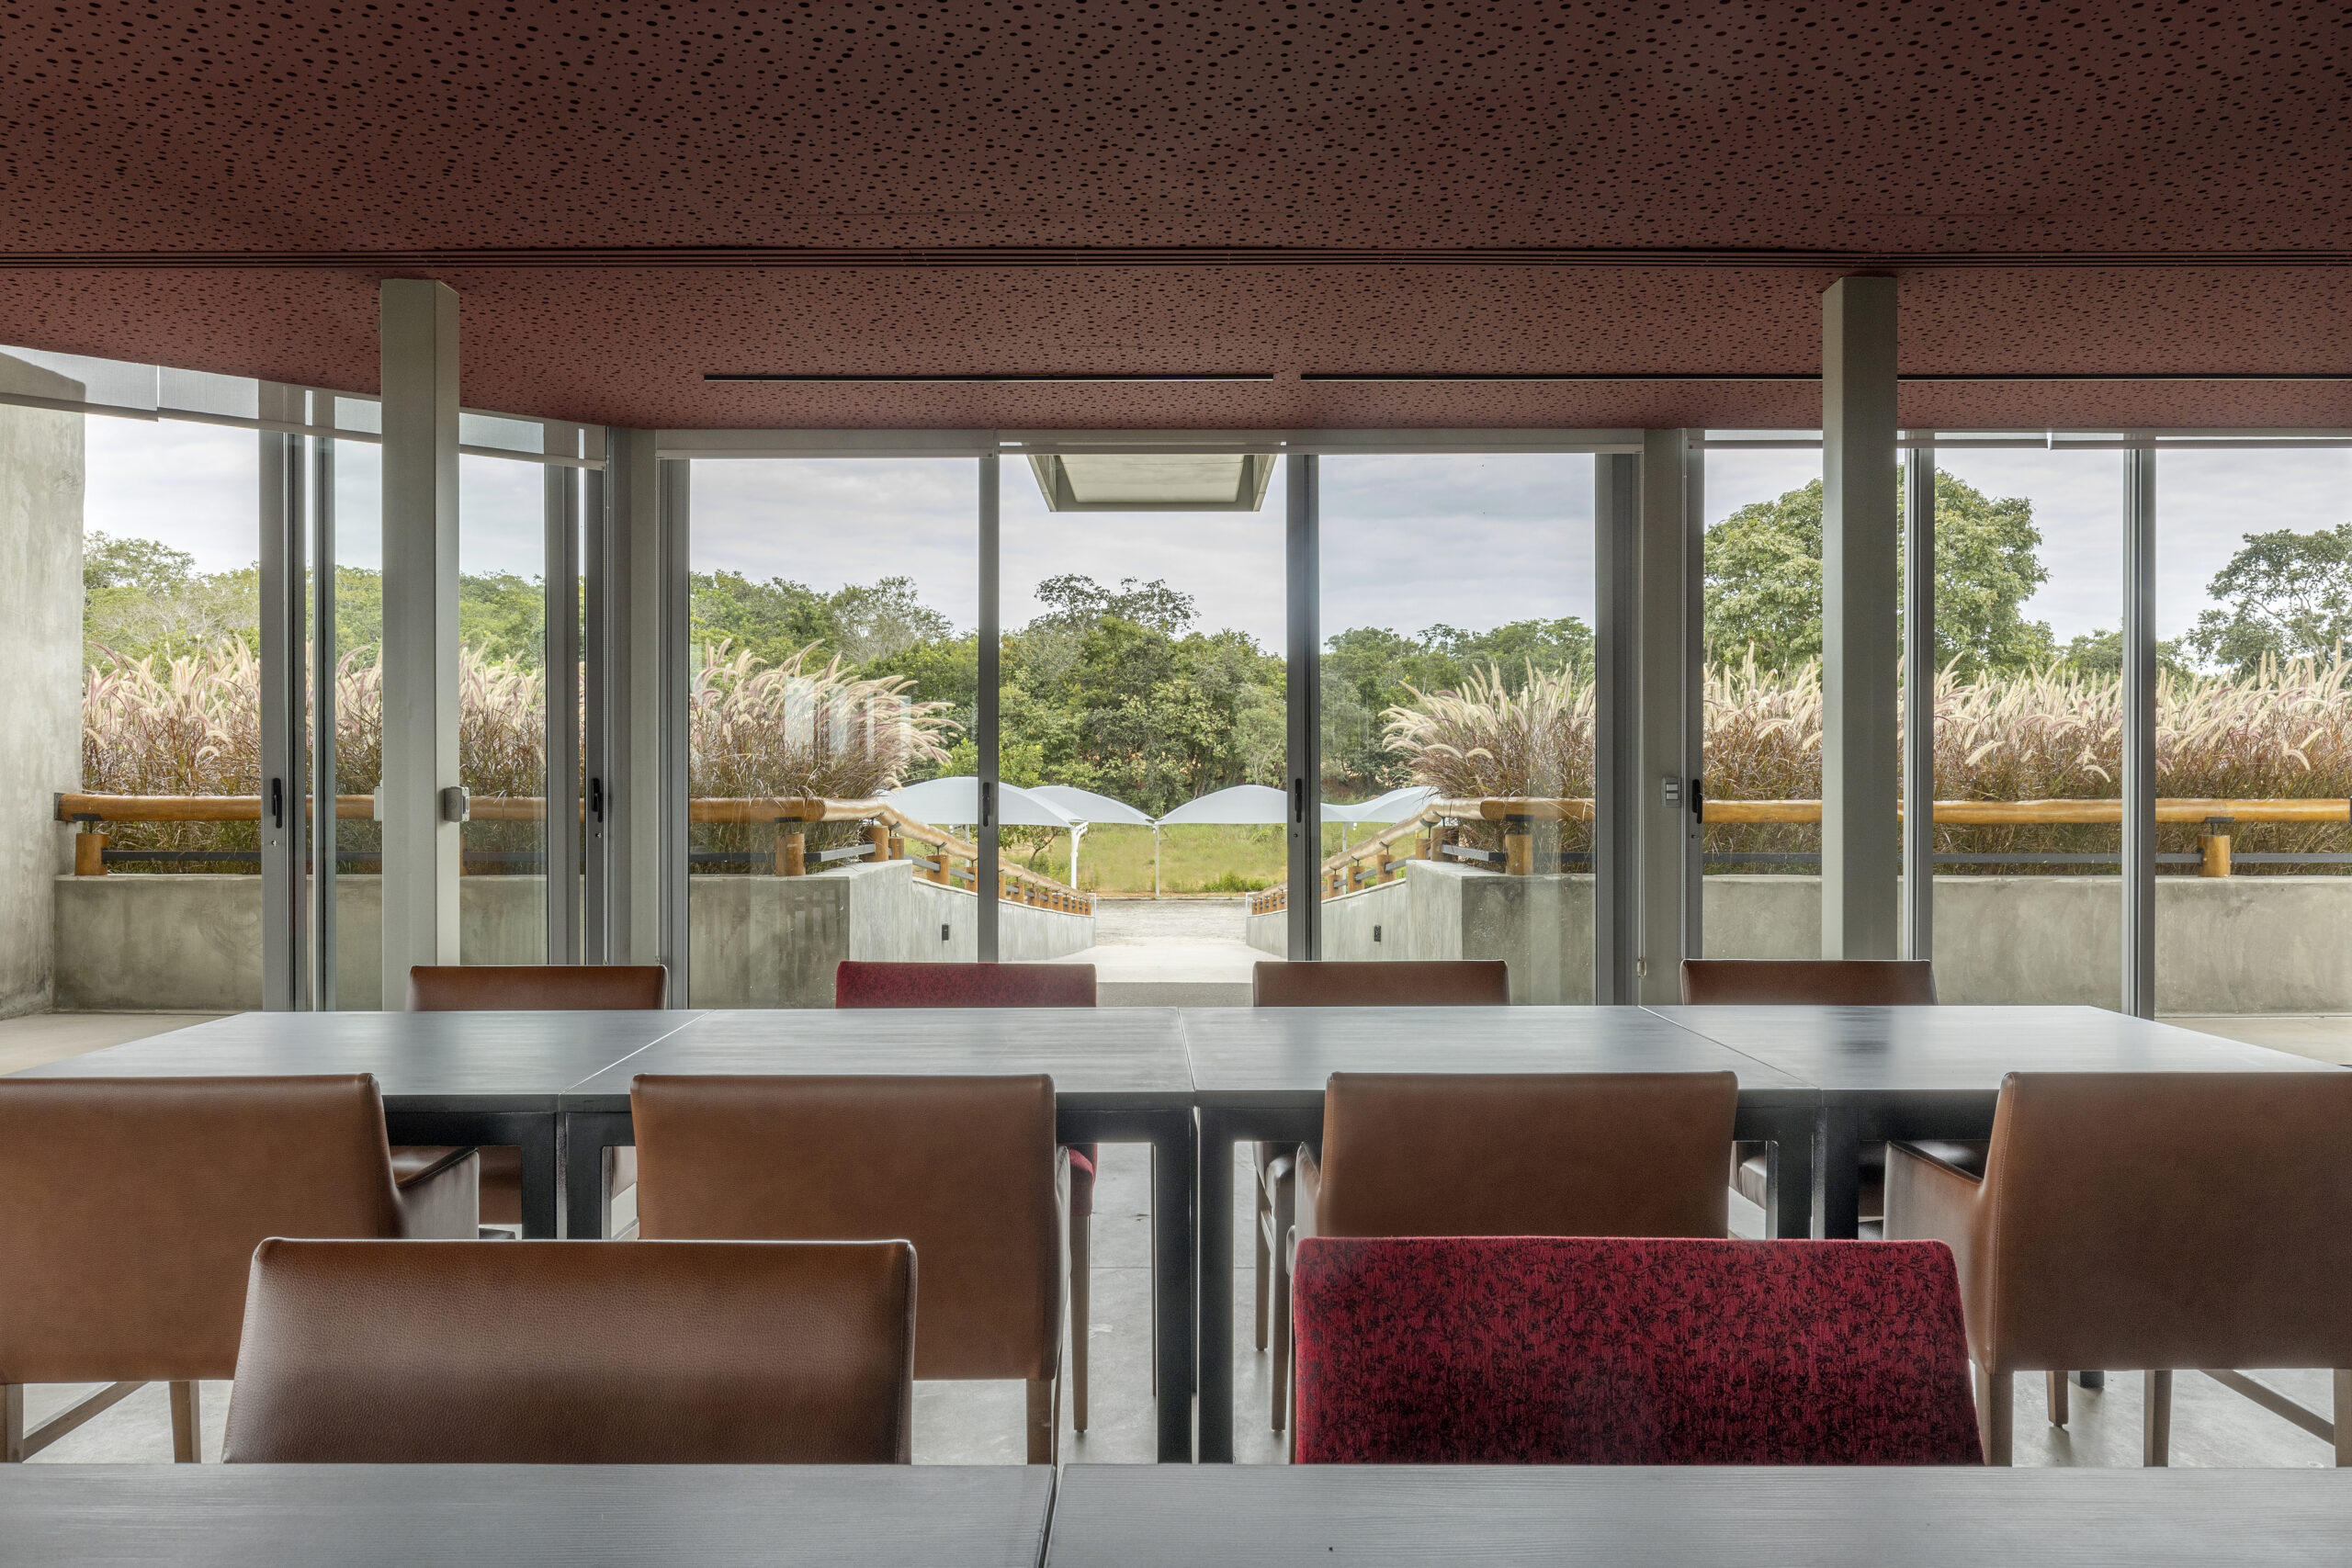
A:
[1026,452,1276,512]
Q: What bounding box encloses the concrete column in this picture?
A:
[379,278,462,988]
[0,355,85,1018]
[1820,276,1901,960]
[1635,430,1702,1003]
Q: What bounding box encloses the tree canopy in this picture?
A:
[2186,522,2352,676]
[1703,468,2054,676]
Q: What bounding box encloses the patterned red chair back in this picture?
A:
[834,962,1096,1009]
[1292,1235,1981,1465]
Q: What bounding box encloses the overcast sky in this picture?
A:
[82,419,2352,649]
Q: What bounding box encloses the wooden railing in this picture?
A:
[1244,794,2352,913]
[51,792,1096,914]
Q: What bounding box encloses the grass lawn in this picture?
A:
[1001,822,1405,895]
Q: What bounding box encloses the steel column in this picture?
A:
[378,279,464,988]
[311,423,338,1008]
[2121,446,2158,1018]
[1820,276,1902,959]
[1284,454,1321,961]
[656,457,693,1000]
[978,454,1001,962]
[1902,437,1937,961]
[1636,430,1702,999]
[544,451,583,964]
[1592,452,1643,1002]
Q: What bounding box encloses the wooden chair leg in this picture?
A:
[1252,1175,1272,1353]
[1269,1176,1297,1433]
[2143,1370,2172,1467]
[2336,1371,2351,1467]
[1974,1363,2013,1465]
[2046,1371,2069,1427]
[1026,1376,1059,1465]
[1069,1213,1091,1434]
[170,1382,202,1463]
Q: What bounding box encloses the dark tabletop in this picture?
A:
[1043,1463,2352,1567]
[1644,1005,2340,1097]
[6,1010,704,1109]
[561,1006,1195,1112]
[0,1464,1051,1568]
[1182,1006,1815,1106]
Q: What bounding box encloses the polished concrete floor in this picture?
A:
[7,1008,2346,1468]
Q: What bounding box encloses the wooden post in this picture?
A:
[2200,819,2233,878]
[865,823,890,863]
[1373,846,1392,884]
[776,829,806,877]
[1504,819,1533,876]
[74,829,108,876]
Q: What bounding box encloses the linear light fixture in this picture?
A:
[1302,371,2352,383]
[706,372,1274,384]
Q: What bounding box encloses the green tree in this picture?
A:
[689,570,951,672]
[82,530,259,662]
[1703,470,2054,675]
[1317,616,1593,795]
[2186,523,2352,675]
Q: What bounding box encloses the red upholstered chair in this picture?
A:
[403,964,670,1236]
[1680,958,1950,1235]
[1250,959,1511,1433]
[832,960,1102,1431]
[1292,1235,1984,1466]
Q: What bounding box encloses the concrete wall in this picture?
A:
[53,863,1093,1011]
[0,355,85,1018]
[1250,865,2352,1013]
[1248,862,1596,1004]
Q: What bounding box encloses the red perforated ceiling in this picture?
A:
[0,1,2346,428]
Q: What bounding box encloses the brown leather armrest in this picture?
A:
[393,1146,481,1239]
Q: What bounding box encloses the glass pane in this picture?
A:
[458,455,548,963]
[67,406,261,1006]
[999,455,1286,1003]
[2155,447,2352,1049]
[324,434,386,1007]
[1317,455,1598,1001]
[1926,446,2124,1004]
[1700,442,1827,942]
[687,457,977,1007]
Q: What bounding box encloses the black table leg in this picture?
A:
[1195,1107,1236,1462]
[1759,1105,1814,1241]
[561,1111,634,1240]
[514,1114,559,1239]
[387,1110,560,1239]
[1814,1102,1864,1239]
[1146,1111,1197,1463]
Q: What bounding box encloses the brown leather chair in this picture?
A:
[1680,958,1943,1233]
[223,1238,915,1463]
[1250,959,1511,1432]
[402,963,669,1234]
[631,1073,1067,1462]
[1885,1071,2352,1466]
[1273,1070,1737,1438]
[0,1077,476,1463]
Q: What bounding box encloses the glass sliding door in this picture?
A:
[1316,454,1599,1000]
[684,457,977,1007]
[997,452,1287,1004]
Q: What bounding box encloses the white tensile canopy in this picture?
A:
[1156,784,1291,826]
[1026,784,1157,828]
[1322,784,1437,825]
[879,776,1078,829]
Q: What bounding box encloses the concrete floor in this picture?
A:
[7,1006,2346,1469]
[1045,896,1260,1008]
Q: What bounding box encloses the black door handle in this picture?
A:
[269,777,284,830]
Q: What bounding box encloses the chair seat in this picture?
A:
[1728,1141,1984,1224]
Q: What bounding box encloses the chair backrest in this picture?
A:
[223,1238,915,1463]
[629,1074,1061,1381]
[0,1077,405,1383]
[1679,959,1936,1006]
[1253,960,1510,1008]
[1292,1235,1982,1465]
[405,964,668,1011]
[1317,1072,1737,1239]
[1966,1071,2352,1371]
[834,960,1095,1009]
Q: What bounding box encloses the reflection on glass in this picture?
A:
[1318,455,1597,1002]
[687,458,977,1007]
[2154,447,2352,1024]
